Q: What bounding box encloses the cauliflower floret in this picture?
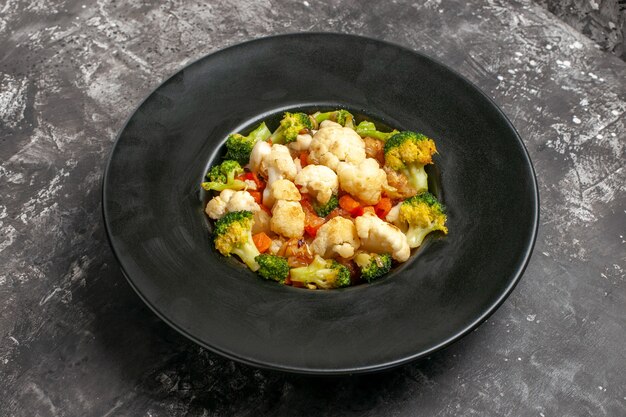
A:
[252,209,271,235]
[336,158,388,205]
[270,200,305,238]
[308,120,366,170]
[266,144,297,184]
[294,164,338,205]
[244,179,257,190]
[288,133,313,152]
[311,217,360,259]
[294,157,303,174]
[263,178,301,208]
[385,202,402,224]
[205,189,260,219]
[355,213,410,262]
[249,140,272,174]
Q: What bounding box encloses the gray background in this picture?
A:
[1,0,624,416]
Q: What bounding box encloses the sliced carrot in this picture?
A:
[339,195,362,216]
[374,197,392,219]
[252,232,272,253]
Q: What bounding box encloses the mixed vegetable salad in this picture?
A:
[202,110,448,289]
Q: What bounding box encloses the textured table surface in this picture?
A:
[1,0,625,416]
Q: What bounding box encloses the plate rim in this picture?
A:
[102,32,540,374]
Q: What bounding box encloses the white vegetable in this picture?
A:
[270,200,305,238]
[294,164,338,205]
[265,144,297,184]
[252,209,271,235]
[268,237,285,255]
[249,140,272,174]
[263,178,301,209]
[336,158,388,205]
[311,217,360,259]
[288,133,313,152]
[355,213,410,262]
[385,202,402,224]
[308,120,365,170]
[205,189,260,219]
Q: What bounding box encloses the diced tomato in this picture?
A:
[300,195,326,236]
[300,195,315,212]
[352,206,365,217]
[249,190,262,205]
[304,213,325,237]
[252,232,272,253]
[339,195,362,216]
[304,223,321,237]
[374,197,392,219]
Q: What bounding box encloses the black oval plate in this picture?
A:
[103,33,539,374]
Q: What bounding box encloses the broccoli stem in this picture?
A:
[356,121,398,141]
[231,239,261,271]
[269,125,286,144]
[405,226,435,248]
[402,164,428,192]
[249,122,272,142]
[289,257,338,289]
[201,179,246,192]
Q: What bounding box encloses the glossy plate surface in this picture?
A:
[103,33,539,374]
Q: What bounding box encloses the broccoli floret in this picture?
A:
[213,211,260,271]
[201,160,246,192]
[354,252,392,282]
[313,109,355,128]
[225,122,271,165]
[255,254,290,283]
[289,255,351,289]
[269,112,313,144]
[355,120,399,141]
[384,131,437,192]
[312,194,339,217]
[398,192,448,248]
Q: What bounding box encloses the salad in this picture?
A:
[202,109,448,289]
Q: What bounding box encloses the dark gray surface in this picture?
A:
[534,0,625,60]
[0,0,624,416]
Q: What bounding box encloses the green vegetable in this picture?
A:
[255,254,290,283]
[213,211,260,271]
[384,131,437,192]
[397,192,448,248]
[225,122,271,165]
[355,120,399,141]
[313,194,339,217]
[354,252,392,282]
[269,112,313,144]
[289,255,351,289]
[313,109,355,128]
[201,160,246,192]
